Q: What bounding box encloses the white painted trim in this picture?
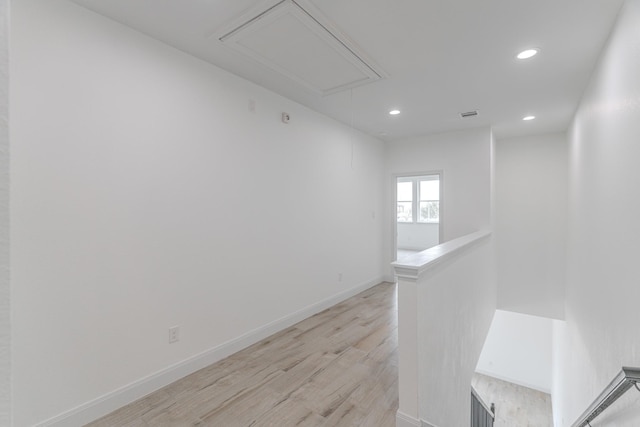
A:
[35,276,385,427]
[396,410,421,427]
[421,419,441,427]
[475,369,552,394]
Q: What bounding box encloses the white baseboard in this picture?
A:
[36,276,385,427]
[396,411,421,427]
[382,274,396,283]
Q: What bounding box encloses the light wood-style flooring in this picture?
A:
[86,282,398,426]
[472,373,553,427]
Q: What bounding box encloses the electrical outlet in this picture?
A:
[169,326,180,344]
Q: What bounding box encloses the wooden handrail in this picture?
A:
[571,367,640,427]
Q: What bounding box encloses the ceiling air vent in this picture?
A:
[214,0,386,96]
[460,110,479,118]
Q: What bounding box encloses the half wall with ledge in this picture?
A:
[393,230,497,427]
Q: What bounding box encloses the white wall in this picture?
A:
[417,235,496,427]
[553,0,640,425]
[495,133,567,320]
[476,310,553,393]
[397,223,439,250]
[10,1,385,425]
[0,0,9,424]
[385,128,493,277]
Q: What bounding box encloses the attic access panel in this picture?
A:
[216,0,385,95]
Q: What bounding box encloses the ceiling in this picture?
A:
[70,0,625,141]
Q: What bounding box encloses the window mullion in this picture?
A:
[413,178,419,224]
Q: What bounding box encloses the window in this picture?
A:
[397,181,413,222]
[418,179,439,223]
[397,175,440,223]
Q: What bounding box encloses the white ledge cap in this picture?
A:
[392,230,491,279]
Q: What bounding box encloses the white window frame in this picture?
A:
[396,179,414,223]
[392,171,443,263]
[396,175,440,224]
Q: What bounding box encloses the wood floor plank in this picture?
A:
[246,398,325,427]
[86,282,398,427]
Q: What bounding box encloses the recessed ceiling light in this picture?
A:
[517,49,539,60]
[523,115,536,121]
[389,109,401,115]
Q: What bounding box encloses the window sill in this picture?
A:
[397,221,440,225]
